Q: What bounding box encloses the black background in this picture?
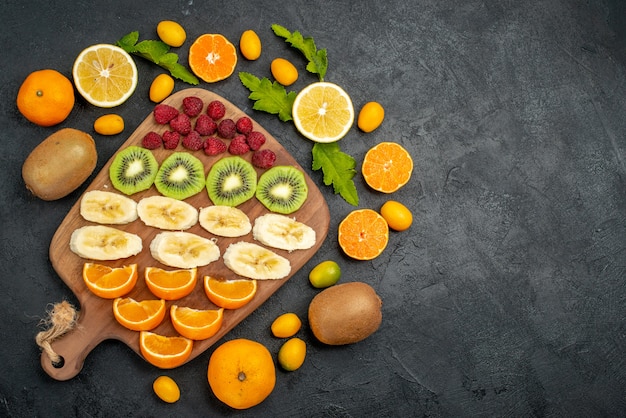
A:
[1,1,625,417]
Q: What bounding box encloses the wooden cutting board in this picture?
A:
[42,88,330,380]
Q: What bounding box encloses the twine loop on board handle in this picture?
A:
[35,301,79,368]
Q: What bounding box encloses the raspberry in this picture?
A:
[207,100,226,120]
[182,96,204,117]
[194,114,217,136]
[182,131,205,151]
[236,116,253,135]
[153,104,179,124]
[162,131,180,149]
[204,137,228,156]
[169,113,192,135]
[228,135,250,155]
[142,131,162,149]
[246,131,266,151]
[217,118,237,139]
[251,149,277,169]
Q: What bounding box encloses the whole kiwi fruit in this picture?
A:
[22,128,97,200]
[308,281,382,345]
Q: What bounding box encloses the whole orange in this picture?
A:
[207,338,276,409]
[17,69,75,126]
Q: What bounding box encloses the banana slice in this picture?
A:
[223,241,291,280]
[70,225,142,260]
[252,213,316,251]
[198,205,252,237]
[137,195,198,230]
[80,190,138,224]
[150,231,220,269]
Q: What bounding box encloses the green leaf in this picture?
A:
[271,24,328,81]
[239,72,296,122]
[312,142,359,206]
[116,32,199,85]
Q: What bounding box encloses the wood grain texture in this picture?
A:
[42,88,329,380]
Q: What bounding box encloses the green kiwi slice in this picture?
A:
[256,165,308,214]
[155,152,206,200]
[206,156,257,206]
[109,146,159,195]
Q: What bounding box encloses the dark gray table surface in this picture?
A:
[1,1,625,417]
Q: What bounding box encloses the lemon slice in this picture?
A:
[292,81,355,143]
[72,44,138,108]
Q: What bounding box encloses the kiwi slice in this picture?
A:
[206,156,257,206]
[109,146,158,195]
[155,152,206,200]
[256,166,308,214]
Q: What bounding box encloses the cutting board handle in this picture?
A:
[40,301,117,381]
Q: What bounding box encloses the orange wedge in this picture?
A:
[145,267,197,300]
[82,263,138,299]
[139,331,193,369]
[204,276,257,309]
[112,297,166,331]
[361,142,413,193]
[170,305,224,340]
[188,34,237,83]
[338,209,389,260]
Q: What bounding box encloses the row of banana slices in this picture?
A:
[69,190,316,280]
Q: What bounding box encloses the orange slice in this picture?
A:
[82,263,138,299]
[170,305,224,340]
[112,297,166,331]
[139,331,193,369]
[145,267,197,300]
[338,209,389,260]
[188,34,237,83]
[292,81,355,143]
[361,142,413,193]
[204,276,257,309]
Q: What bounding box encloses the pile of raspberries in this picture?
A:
[142,96,276,169]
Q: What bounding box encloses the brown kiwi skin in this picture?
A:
[308,282,382,345]
[22,128,97,200]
